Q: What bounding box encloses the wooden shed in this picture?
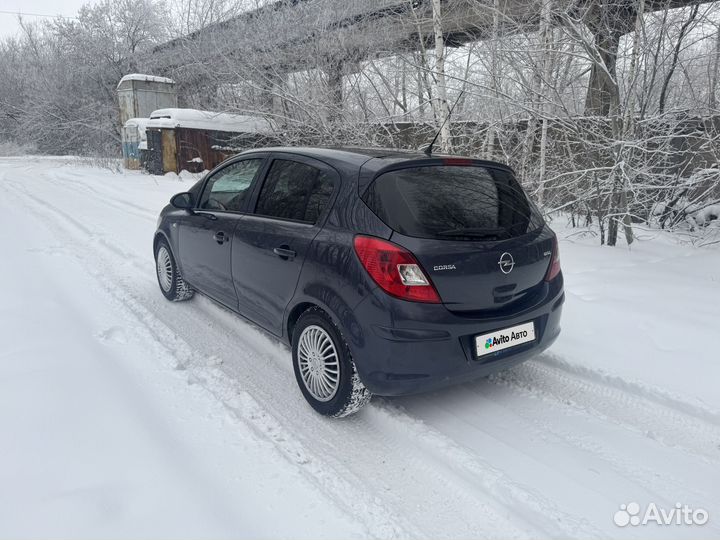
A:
[144,108,276,175]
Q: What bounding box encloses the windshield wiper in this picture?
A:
[436,227,507,240]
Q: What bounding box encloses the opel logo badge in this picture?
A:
[498,252,515,274]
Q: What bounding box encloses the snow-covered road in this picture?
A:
[1,157,718,539]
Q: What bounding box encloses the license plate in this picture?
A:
[475,321,535,357]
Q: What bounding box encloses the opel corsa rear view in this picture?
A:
[154,148,564,417]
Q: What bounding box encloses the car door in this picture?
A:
[231,155,338,335]
[176,156,266,307]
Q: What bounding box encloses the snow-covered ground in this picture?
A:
[0,157,718,539]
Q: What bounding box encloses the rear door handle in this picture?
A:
[273,246,296,260]
[213,231,229,244]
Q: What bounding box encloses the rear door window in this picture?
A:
[363,165,544,240]
[254,159,334,224]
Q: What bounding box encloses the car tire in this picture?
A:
[155,238,194,302]
[292,307,371,417]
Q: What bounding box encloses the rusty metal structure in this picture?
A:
[143,108,277,174]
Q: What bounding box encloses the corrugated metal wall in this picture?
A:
[145,127,276,174]
[173,128,236,173]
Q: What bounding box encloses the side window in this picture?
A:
[254,159,334,223]
[199,159,262,212]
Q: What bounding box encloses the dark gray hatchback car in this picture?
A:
[154,147,564,416]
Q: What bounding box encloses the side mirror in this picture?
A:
[170,192,194,210]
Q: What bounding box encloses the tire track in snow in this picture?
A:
[536,352,720,425]
[491,357,720,462]
[366,402,605,537]
[396,382,719,519]
[43,168,161,222]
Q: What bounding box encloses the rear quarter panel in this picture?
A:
[283,177,393,348]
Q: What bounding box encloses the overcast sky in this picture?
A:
[0,0,99,39]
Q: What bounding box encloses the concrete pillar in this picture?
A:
[584,29,621,116]
[326,61,344,122]
[259,70,287,120]
[582,1,637,117]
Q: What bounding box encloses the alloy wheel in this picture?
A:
[297,325,340,402]
[156,246,173,292]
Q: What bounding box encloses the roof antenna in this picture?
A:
[424,89,466,156]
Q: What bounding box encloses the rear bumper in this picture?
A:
[350,279,564,396]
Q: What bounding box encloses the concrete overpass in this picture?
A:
[143,0,717,117]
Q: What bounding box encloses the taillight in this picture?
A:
[544,235,561,281]
[353,236,441,303]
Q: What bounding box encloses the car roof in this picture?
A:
[239,146,417,168]
[238,146,514,191]
[243,145,423,158]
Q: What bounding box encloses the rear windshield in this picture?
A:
[363,165,544,240]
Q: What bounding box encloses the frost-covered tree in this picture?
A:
[1,0,719,242]
[0,0,167,154]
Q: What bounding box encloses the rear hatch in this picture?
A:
[362,160,553,313]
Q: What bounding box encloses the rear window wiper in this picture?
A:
[436,227,507,239]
